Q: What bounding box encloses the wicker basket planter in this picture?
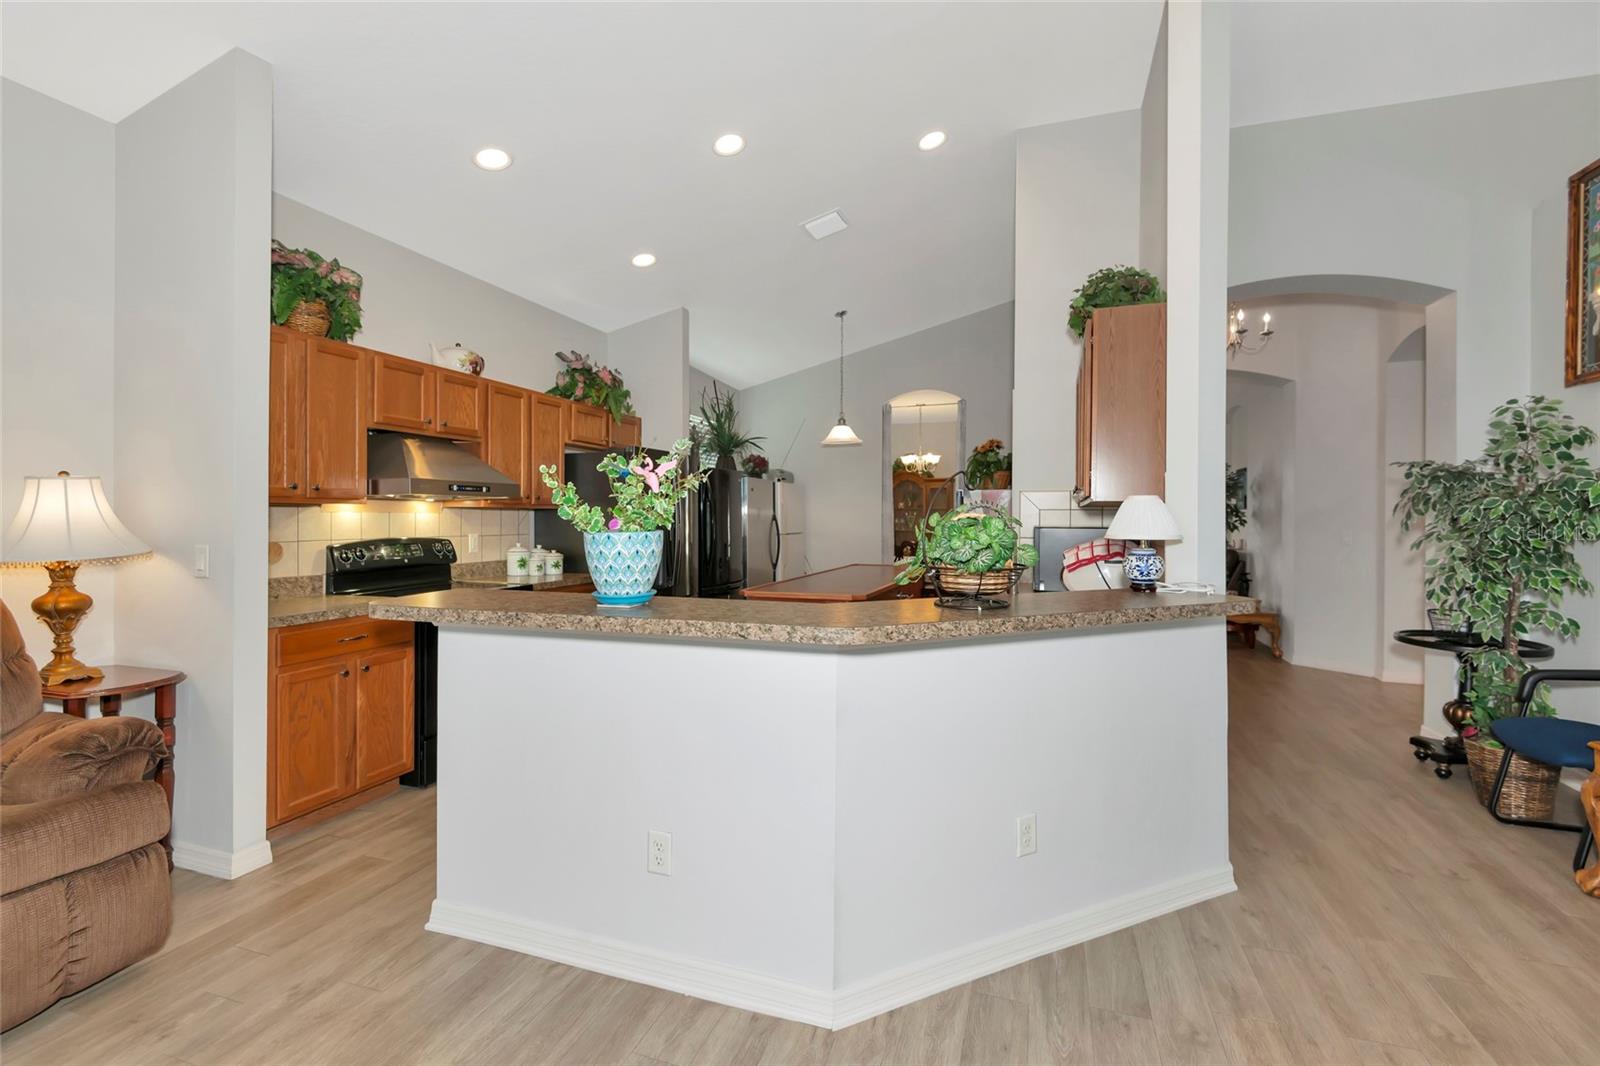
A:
[285,299,332,337]
[1464,735,1559,819]
[930,563,1024,597]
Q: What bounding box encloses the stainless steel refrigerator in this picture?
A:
[697,470,777,597]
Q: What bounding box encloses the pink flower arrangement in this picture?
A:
[271,240,364,341]
[546,351,634,422]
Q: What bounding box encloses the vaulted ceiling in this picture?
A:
[4,2,1592,387]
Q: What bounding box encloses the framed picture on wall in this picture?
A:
[1566,157,1600,387]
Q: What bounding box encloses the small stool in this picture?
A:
[1227,611,1282,658]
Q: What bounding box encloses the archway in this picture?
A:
[883,389,964,561]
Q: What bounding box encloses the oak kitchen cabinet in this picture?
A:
[610,414,643,449]
[1073,302,1166,507]
[480,382,533,505]
[270,328,366,503]
[369,354,486,440]
[567,401,610,448]
[268,616,414,832]
[530,392,567,507]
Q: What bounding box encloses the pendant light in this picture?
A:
[821,309,863,447]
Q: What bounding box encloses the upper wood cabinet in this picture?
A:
[269,330,308,501]
[531,393,567,508]
[1073,303,1166,507]
[271,328,364,503]
[610,414,643,450]
[483,382,532,505]
[568,402,610,448]
[369,353,436,432]
[435,370,486,439]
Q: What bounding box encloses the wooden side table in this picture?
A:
[43,666,185,858]
[1227,611,1283,658]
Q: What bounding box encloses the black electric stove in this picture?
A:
[324,537,455,787]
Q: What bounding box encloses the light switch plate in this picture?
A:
[193,544,210,578]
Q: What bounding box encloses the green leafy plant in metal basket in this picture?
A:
[896,505,1040,585]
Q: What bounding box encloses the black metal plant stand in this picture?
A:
[930,566,1024,612]
[1392,628,1554,779]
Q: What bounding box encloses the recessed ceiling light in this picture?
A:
[918,130,947,152]
[473,146,512,171]
[631,252,657,268]
[712,133,746,157]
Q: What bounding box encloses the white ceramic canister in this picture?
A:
[527,545,548,577]
[543,547,564,575]
[506,542,532,579]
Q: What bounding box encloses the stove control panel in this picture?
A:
[326,537,456,573]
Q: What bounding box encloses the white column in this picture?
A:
[1163,0,1230,588]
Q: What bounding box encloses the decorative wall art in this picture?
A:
[1566,157,1600,387]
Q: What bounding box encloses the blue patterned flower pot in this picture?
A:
[582,531,664,605]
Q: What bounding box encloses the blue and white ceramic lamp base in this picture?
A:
[583,530,664,606]
[1123,542,1164,592]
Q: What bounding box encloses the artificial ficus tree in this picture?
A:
[1396,396,1600,740]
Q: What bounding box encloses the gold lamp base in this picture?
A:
[32,561,104,686]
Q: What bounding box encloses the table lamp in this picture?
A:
[2,472,150,684]
[1105,495,1183,592]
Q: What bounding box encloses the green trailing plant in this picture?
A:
[540,438,707,534]
[896,505,1040,584]
[1067,265,1165,338]
[270,240,363,340]
[1396,396,1600,742]
[696,384,764,461]
[964,438,1010,487]
[548,351,634,422]
[1225,465,1248,536]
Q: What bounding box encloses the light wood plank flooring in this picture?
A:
[6,647,1598,1064]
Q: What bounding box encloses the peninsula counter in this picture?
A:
[368,589,1248,1029]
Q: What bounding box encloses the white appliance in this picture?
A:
[774,481,807,580]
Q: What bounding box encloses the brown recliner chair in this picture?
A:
[0,599,172,1031]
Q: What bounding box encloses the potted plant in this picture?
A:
[696,384,764,471]
[1396,396,1600,817]
[896,505,1040,597]
[1067,265,1165,338]
[270,240,363,340]
[540,437,707,605]
[548,351,634,423]
[741,453,770,478]
[965,439,1012,489]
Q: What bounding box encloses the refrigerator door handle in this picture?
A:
[770,514,781,572]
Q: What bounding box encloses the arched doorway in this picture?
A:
[883,390,964,561]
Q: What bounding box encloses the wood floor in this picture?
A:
[6,647,1598,1065]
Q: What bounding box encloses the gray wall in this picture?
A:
[273,195,607,393]
[113,51,273,867]
[738,303,1013,571]
[0,81,119,665]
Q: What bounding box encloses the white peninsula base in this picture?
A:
[425,617,1234,1030]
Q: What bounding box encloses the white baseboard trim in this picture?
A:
[171,838,273,880]
[426,901,835,1028]
[428,864,1237,1031]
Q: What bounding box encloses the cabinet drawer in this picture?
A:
[276,617,414,667]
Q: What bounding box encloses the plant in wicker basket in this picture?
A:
[270,240,363,340]
[1396,395,1600,814]
[895,505,1040,593]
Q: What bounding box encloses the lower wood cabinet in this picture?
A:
[268,617,415,831]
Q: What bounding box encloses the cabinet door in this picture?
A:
[370,354,436,432]
[354,645,414,791]
[1074,323,1094,501]
[567,402,610,447]
[271,659,354,825]
[269,329,308,501]
[1083,303,1165,505]
[436,370,486,439]
[609,414,642,449]
[485,383,532,504]
[531,393,567,507]
[305,340,367,501]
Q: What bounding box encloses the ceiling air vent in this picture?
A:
[802,210,849,241]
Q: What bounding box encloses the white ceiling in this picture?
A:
[3,2,1593,388]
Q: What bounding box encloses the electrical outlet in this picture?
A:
[1016,814,1037,858]
[193,544,210,578]
[647,830,672,875]
[467,533,481,555]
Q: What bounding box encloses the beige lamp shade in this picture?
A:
[1106,495,1184,543]
[821,420,863,447]
[3,473,150,565]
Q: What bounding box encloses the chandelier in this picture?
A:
[898,405,942,475]
[1227,304,1275,357]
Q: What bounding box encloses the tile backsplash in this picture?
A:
[268,504,535,578]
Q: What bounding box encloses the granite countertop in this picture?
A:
[267,572,593,628]
[364,587,1258,649]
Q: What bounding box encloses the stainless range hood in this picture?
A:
[367,431,520,501]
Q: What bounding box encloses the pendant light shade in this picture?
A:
[821,310,863,447]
